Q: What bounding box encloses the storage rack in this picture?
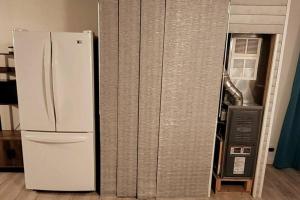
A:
[0,49,23,172]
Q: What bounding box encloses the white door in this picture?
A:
[14,31,55,131]
[21,131,95,191]
[51,32,94,132]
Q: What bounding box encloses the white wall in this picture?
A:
[267,0,300,164]
[0,0,98,130]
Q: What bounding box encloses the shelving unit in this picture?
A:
[0,49,18,106]
[0,48,23,172]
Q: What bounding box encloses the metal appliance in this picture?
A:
[221,106,263,178]
[214,34,265,179]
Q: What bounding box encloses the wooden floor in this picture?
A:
[0,165,299,200]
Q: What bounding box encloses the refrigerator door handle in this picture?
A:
[42,42,50,119]
[24,135,87,144]
[49,35,56,124]
[43,36,56,125]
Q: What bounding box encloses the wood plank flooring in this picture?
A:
[0,165,298,200]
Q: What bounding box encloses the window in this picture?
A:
[228,37,262,80]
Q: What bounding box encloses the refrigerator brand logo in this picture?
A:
[77,40,83,44]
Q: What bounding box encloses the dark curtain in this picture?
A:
[274,55,300,170]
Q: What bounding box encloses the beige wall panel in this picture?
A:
[138,0,165,198]
[230,15,285,25]
[230,5,287,15]
[229,24,284,34]
[99,0,118,195]
[117,0,140,197]
[157,0,228,198]
[231,0,288,6]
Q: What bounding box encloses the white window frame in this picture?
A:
[228,37,262,80]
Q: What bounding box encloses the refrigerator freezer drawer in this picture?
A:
[21,131,95,191]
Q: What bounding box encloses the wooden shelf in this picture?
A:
[0,130,21,140]
[0,52,13,56]
[0,67,15,74]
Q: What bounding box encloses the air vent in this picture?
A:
[228,37,262,80]
[227,108,262,145]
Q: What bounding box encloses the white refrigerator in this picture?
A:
[13,31,95,191]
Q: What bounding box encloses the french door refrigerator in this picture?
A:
[13,31,95,191]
